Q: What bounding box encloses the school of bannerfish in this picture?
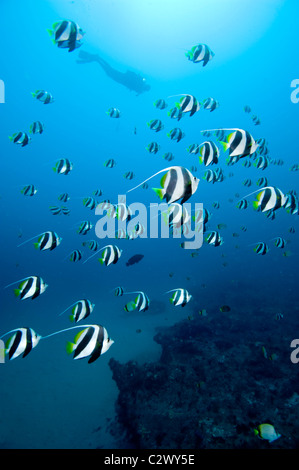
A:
[3,19,298,442]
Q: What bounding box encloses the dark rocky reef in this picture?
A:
[108,307,299,449]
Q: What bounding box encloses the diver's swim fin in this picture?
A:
[76,50,99,64]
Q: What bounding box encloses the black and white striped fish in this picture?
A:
[47,20,84,52]
[115,229,127,239]
[34,231,62,251]
[192,207,211,226]
[252,115,261,125]
[254,156,269,170]
[146,142,160,154]
[53,158,73,175]
[128,166,199,204]
[154,99,167,110]
[185,44,214,66]
[8,276,48,300]
[199,141,219,166]
[70,299,95,323]
[61,207,70,215]
[163,203,190,231]
[82,240,100,251]
[83,197,97,210]
[236,199,248,210]
[29,121,44,134]
[66,325,114,363]
[167,106,184,121]
[253,242,269,255]
[202,97,219,112]
[1,328,41,360]
[166,288,192,307]
[215,168,224,182]
[205,231,224,246]
[69,250,82,262]
[215,129,225,141]
[163,152,175,161]
[17,231,62,251]
[175,94,200,117]
[99,245,122,266]
[115,203,132,222]
[147,119,164,132]
[9,132,31,147]
[124,171,135,180]
[290,164,299,172]
[93,189,103,197]
[167,127,184,142]
[77,221,93,235]
[21,184,37,196]
[58,192,70,202]
[61,207,70,216]
[284,193,299,215]
[273,237,286,249]
[114,286,124,297]
[203,128,258,159]
[243,179,252,187]
[106,107,121,118]
[153,167,198,203]
[31,90,54,104]
[256,177,268,187]
[187,144,200,155]
[50,206,62,215]
[243,159,252,168]
[104,159,116,168]
[252,187,287,212]
[124,291,150,312]
[203,169,218,184]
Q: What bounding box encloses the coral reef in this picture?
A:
[109,308,299,449]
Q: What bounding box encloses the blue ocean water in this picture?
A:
[0,0,298,449]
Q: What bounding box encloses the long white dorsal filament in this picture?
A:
[4,277,31,289]
[17,232,46,247]
[127,167,175,194]
[83,245,111,264]
[58,301,80,317]
[42,325,96,340]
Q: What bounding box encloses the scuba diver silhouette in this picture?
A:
[77,51,151,96]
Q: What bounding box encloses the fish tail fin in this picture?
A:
[152,188,164,200]
[13,289,20,298]
[66,341,75,354]
[219,141,229,152]
[124,301,136,312]
[33,243,40,250]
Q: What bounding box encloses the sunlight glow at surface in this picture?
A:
[49,0,285,78]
